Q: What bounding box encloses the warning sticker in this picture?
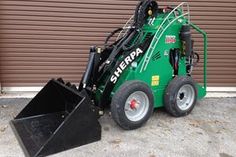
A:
[151,75,160,86]
[165,35,176,44]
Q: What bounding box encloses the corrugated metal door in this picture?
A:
[0,0,236,87]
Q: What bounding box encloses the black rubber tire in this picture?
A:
[164,76,197,117]
[111,80,154,130]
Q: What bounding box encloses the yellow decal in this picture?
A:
[151,75,160,86]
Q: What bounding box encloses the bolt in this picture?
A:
[99,110,104,116]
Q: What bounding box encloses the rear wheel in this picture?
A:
[111,80,154,130]
[164,76,197,117]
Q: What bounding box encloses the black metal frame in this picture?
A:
[78,0,159,109]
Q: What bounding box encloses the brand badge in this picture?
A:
[110,48,143,84]
[165,35,176,44]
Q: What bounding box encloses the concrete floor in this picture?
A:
[0,98,236,157]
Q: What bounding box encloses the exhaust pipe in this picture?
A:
[10,79,101,157]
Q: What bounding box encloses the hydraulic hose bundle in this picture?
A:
[100,0,158,84]
[104,0,158,51]
[134,0,158,29]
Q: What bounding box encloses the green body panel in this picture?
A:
[97,9,208,108]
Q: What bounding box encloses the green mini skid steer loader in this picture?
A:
[11,1,207,157]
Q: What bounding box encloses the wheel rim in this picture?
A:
[176,84,195,111]
[124,91,149,122]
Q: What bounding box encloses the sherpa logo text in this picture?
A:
[110,48,143,84]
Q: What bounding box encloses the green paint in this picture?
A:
[97,7,207,108]
[190,22,208,98]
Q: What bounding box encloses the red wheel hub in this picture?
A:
[130,99,138,110]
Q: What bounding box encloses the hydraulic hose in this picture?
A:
[122,29,143,51]
[104,0,158,51]
[104,27,123,48]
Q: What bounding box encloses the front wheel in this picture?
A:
[111,81,154,130]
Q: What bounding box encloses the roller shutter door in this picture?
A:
[0,0,235,87]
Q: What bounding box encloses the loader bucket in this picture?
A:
[10,79,101,157]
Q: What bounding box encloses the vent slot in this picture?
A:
[152,51,161,61]
[145,32,152,39]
